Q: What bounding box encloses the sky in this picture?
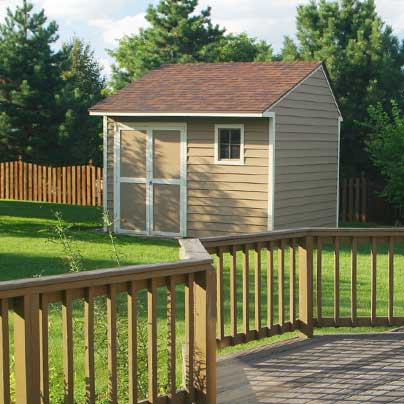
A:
[1,0,404,77]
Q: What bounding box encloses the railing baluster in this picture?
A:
[84,288,95,404]
[298,236,314,338]
[128,281,138,404]
[267,242,274,330]
[40,295,49,404]
[62,290,74,404]
[254,243,262,335]
[290,239,296,325]
[0,299,10,404]
[388,237,394,325]
[185,273,195,402]
[334,237,340,326]
[242,245,250,338]
[14,294,41,404]
[351,237,358,326]
[167,277,176,399]
[371,237,377,325]
[316,237,322,325]
[230,245,237,338]
[278,240,285,327]
[216,247,224,341]
[108,284,118,403]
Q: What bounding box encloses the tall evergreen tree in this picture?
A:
[281,0,404,175]
[0,0,60,161]
[56,38,105,165]
[109,0,274,91]
[109,0,224,90]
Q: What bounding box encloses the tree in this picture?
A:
[281,0,404,175]
[206,33,273,62]
[108,0,273,91]
[367,101,404,209]
[0,0,60,161]
[109,0,224,90]
[55,38,105,165]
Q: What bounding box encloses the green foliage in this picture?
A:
[55,38,105,165]
[108,0,273,90]
[367,101,404,208]
[281,0,404,175]
[50,210,84,272]
[0,2,105,164]
[0,0,60,161]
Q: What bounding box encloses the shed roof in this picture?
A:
[90,61,326,115]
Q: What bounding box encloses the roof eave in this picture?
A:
[89,111,267,118]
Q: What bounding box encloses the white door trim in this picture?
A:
[114,122,187,237]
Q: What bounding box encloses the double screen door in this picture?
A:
[115,123,186,237]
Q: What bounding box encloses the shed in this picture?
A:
[90,61,342,237]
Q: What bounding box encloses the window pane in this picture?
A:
[230,144,240,159]
[219,129,230,144]
[220,143,230,159]
[230,129,241,144]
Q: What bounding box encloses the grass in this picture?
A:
[1,200,402,401]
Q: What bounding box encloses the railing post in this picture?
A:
[13,294,41,404]
[193,266,217,403]
[298,236,314,338]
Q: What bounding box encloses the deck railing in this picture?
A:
[0,239,216,404]
[200,228,404,348]
[2,228,404,403]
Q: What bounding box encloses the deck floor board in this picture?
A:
[217,333,404,403]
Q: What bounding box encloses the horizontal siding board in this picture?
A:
[277,124,338,135]
[188,173,267,184]
[276,200,336,217]
[277,141,338,151]
[188,213,266,226]
[275,106,339,120]
[276,187,338,201]
[188,180,267,192]
[276,149,337,159]
[188,197,267,209]
[188,189,268,201]
[188,221,267,233]
[188,165,267,175]
[276,178,337,192]
[276,170,337,184]
[187,205,267,217]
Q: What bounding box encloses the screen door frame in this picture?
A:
[114,121,187,237]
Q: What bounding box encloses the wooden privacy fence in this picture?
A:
[2,227,404,403]
[0,160,103,206]
[340,175,367,223]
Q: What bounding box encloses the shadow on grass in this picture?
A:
[0,199,102,220]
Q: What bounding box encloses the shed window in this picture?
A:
[214,124,245,165]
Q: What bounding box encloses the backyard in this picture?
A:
[0,201,402,402]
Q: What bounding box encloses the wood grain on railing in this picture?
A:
[201,228,404,348]
[0,245,216,404]
[0,160,103,206]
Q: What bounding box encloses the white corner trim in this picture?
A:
[214,124,245,166]
[267,115,276,231]
[103,115,108,232]
[264,65,343,119]
[113,122,120,233]
[336,116,343,227]
[90,111,264,118]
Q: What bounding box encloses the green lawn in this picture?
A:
[0,201,402,402]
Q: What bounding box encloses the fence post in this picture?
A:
[13,294,41,404]
[298,236,314,338]
[193,266,217,403]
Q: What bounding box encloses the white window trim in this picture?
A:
[214,124,245,166]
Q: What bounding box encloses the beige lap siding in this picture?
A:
[272,68,340,229]
[105,117,269,237]
[187,118,269,237]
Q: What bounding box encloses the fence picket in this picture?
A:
[0,160,103,206]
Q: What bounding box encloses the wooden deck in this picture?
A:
[217,333,404,403]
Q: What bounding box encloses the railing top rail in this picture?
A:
[200,227,404,251]
[0,257,212,298]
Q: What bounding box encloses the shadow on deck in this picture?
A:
[217,333,404,403]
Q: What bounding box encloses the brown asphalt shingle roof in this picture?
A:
[90,61,323,114]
